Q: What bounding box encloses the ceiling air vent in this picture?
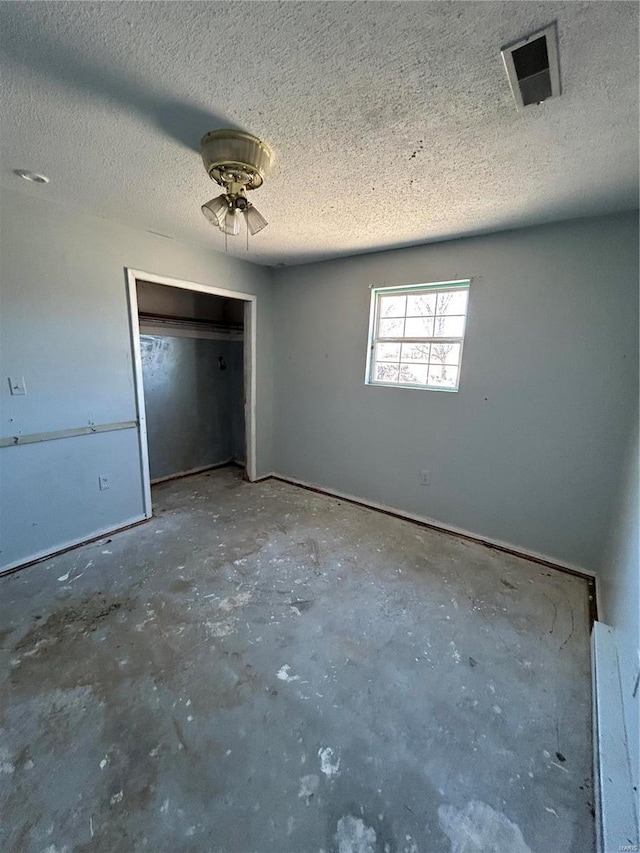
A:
[501,22,560,110]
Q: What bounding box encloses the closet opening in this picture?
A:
[126,269,258,518]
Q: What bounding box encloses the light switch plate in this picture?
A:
[8,376,26,395]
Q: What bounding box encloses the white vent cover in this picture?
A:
[501,22,561,111]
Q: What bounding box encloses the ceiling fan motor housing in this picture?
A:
[201,130,273,191]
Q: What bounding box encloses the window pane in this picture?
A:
[375,362,399,382]
[368,283,469,392]
[401,343,430,363]
[427,363,458,389]
[379,295,406,318]
[405,316,434,337]
[436,290,468,315]
[433,315,465,337]
[400,364,428,385]
[376,342,401,362]
[378,317,405,337]
[406,293,436,317]
[429,342,460,365]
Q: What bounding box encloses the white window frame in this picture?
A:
[365,279,471,392]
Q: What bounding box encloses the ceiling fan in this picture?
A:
[200,129,273,238]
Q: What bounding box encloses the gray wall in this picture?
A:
[600,421,639,801]
[140,334,244,480]
[0,189,273,570]
[272,212,639,574]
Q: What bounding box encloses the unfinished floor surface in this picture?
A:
[0,468,594,853]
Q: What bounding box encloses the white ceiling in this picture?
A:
[1,1,637,267]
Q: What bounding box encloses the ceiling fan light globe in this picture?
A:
[245,204,268,235]
[220,208,240,236]
[201,194,229,226]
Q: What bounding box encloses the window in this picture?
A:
[366,280,470,391]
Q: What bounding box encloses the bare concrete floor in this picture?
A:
[0,467,594,853]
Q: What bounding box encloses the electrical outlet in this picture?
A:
[420,470,431,486]
[8,376,26,396]
[98,475,110,491]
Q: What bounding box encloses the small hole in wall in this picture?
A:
[218,356,227,371]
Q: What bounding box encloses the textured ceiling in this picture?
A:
[1,1,638,267]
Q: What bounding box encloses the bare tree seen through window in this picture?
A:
[431,293,454,385]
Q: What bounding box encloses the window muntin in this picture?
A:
[366,281,470,391]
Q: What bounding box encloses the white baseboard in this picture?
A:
[591,622,639,852]
[151,458,233,484]
[270,472,594,579]
[251,470,276,483]
[0,515,148,575]
[3,470,595,582]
